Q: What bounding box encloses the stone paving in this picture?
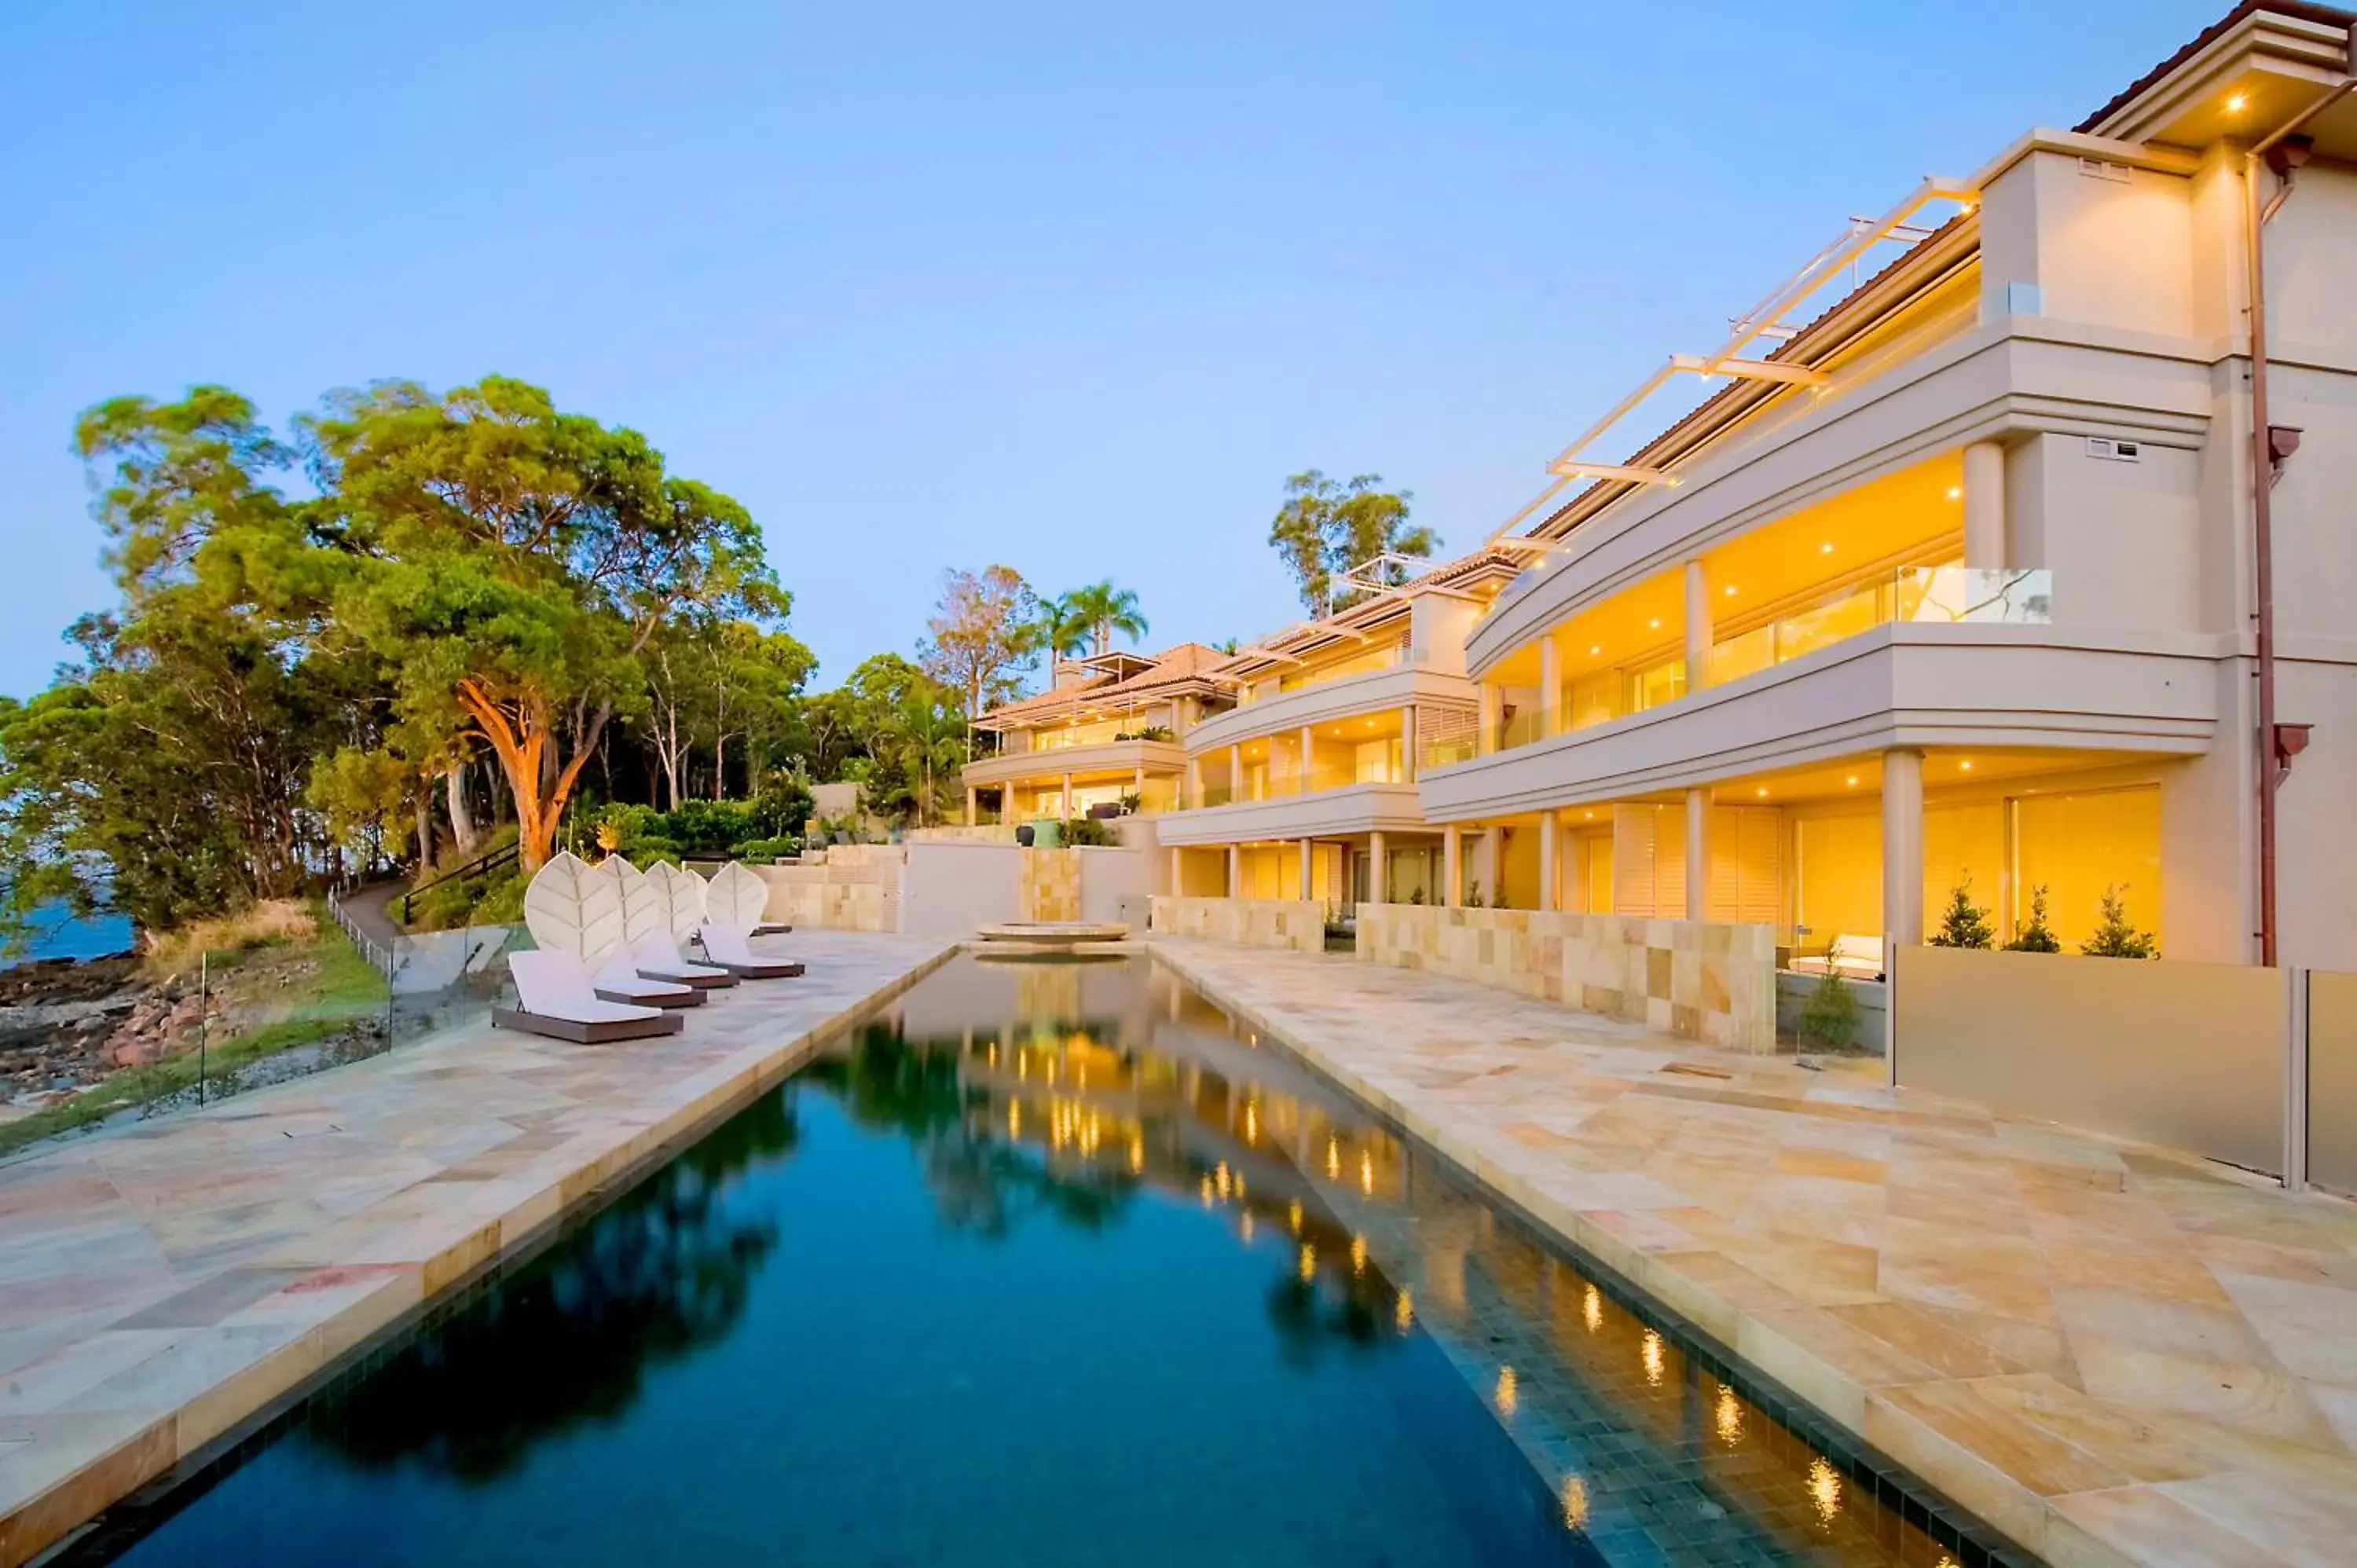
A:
[1153,938,2357,1568]
[0,931,954,1568]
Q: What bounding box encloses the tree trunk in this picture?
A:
[713,732,728,800]
[412,786,435,871]
[445,764,480,855]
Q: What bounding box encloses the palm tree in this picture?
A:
[879,687,970,826]
[1056,581,1149,658]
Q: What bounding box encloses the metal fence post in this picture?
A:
[197,951,209,1108]
[2286,965,2310,1192]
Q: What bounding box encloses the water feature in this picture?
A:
[66,954,2004,1566]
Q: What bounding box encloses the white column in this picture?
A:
[1299,725,1315,793]
[1479,685,1502,753]
[1684,787,1709,921]
[1883,749,1926,955]
[1186,754,1202,804]
[1539,637,1562,738]
[1400,706,1417,782]
[966,785,978,825]
[1963,440,2006,569]
[1167,844,1182,893]
[1230,743,1244,802]
[1298,838,1314,900]
[1226,843,1241,896]
[1131,764,1146,807]
[1443,826,1464,907]
[1369,830,1387,905]
[1684,559,1712,693]
[1538,814,1559,912]
[1060,773,1073,819]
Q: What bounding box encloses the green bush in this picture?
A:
[2004,884,2061,952]
[1061,817,1116,847]
[1928,875,1996,949]
[729,836,802,863]
[1796,970,1861,1051]
[2081,884,2157,959]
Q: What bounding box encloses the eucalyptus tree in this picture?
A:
[1266,470,1435,614]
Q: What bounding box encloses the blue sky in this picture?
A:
[2,1,2223,697]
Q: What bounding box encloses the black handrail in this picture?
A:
[399,840,521,924]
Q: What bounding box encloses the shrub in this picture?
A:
[2081,884,2158,959]
[1928,875,1996,949]
[1796,970,1861,1051]
[2004,884,2061,952]
[729,836,801,863]
[1061,817,1116,847]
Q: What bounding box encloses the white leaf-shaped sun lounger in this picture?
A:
[523,853,698,1009]
[634,862,737,987]
[697,921,804,979]
[495,950,683,1043]
[704,860,789,936]
[588,857,704,1007]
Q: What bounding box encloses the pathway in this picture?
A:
[0,932,955,1567]
[1154,939,2357,1568]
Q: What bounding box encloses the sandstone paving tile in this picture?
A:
[1877,1248,2062,1324]
[110,1267,314,1330]
[2188,1232,2357,1291]
[2208,1269,2357,1387]
[2067,1339,2343,1451]
[1821,1300,2048,1381]
[2046,1484,2308,1568]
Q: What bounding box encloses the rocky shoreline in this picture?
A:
[0,952,214,1113]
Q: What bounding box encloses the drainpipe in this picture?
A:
[2244,68,2355,967]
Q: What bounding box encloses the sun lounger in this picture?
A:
[495,951,684,1043]
[697,924,805,979]
[592,954,703,1009]
[633,932,739,988]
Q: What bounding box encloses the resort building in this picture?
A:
[1154,550,1523,907]
[1410,0,2357,970]
[962,644,1233,822]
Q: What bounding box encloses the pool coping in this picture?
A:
[1148,939,2045,1568]
[1,938,958,1568]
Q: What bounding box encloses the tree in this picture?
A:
[306,378,775,870]
[2081,885,2158,958]
[1927,875,1996,949]
[1267,470,1435,615]
[1053,580,1148,658]
[2004,884,2061,952]
[876,685,969,827]
[918,566,1039,727]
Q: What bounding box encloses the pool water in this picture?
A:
[74,954,1999,1566]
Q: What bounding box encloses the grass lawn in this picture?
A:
[0,901,390,1159]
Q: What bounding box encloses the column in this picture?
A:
[1684,559,1711,693]
[1297,838,1314,900]
[1060,773,1073,819]
[1369,830,1387,904]
[1479,684,1502,753]
[1882,748,1926,955]
[1166,844,1182,893]
[1186,754,1203,806]
[1132,764,1146,808]
[1443,826,1463,907]
[1226,843,1241,896]
[1684,787,1709,921]
[1230,743,1244,803]
[1400,706,1417,782]
[1539,637,1562,738]
[1299,725,1316,793]
[1963,440,2006,569]
[966,785,978,825]
[1538,814,1558,912]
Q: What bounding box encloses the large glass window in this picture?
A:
[2011,786,2161,948]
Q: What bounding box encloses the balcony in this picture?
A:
[1155,760,1426,845]
[1471,566,2051,760]
[960,735,1188,791]
[1187,661,1473,754]
[1417,614,2215,822]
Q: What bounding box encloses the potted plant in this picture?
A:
[2081,885,2157,958]
[1928,875,1995,948]
[2004,885,2061,952]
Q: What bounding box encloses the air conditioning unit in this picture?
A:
[2087,437,2143,462]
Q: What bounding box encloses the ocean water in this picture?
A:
[67,954,2002,1566]
[4,903,134,967]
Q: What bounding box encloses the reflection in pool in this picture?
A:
[77,955,1992,1566]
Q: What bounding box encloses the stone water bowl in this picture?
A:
[971,921,1132,961]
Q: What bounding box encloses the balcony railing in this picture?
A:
[1235,642,1409,704]
[1442,566,2055,762]
[1171,759,1410,811]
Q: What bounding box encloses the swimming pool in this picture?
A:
[68,954,2006,1566]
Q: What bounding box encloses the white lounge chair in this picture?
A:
[592,952,703,1009]
[633,932,738,989]
[696,924,804,979]
[1790,933,1883,980]
[496,951,684,1043]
